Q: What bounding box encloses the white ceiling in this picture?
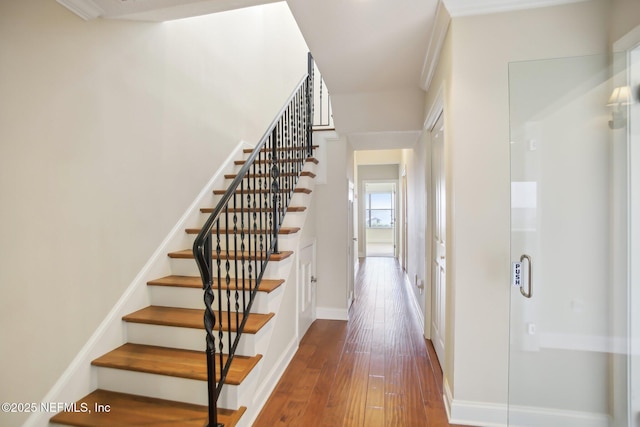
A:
[286,0,436,150]
[58,0,584,150]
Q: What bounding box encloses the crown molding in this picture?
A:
[56,0,104,20]
[442,0,589,18]
[420,0,450,91]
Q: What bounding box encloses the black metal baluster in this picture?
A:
[249,161,255,301]
[201,232,218,427]
[257,148,263,284]
[285,103,291,217]
[240,180,247,314]
[272,124,280,254]
[225,204,231,360]
[232,193,240,347]
[215,219,224,400]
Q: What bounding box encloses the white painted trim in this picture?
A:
[449,399,508,427]
[420,0,451,91]
[424,83,445,131]
[507,405,611,427]
[443,377,454,420]
[243,336,299,426]
[446,377,609,427]
[404,272,425,333]
[443,351,508,427]
[442,0,590,18]
[316,307,349,321]
[613,24,640,52]
[24,140,250,427]
[56,0,103,20]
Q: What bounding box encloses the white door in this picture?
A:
[298,241,316,339]
[402,172,408,271]
[430,113,446,367]
[347,181,355,308]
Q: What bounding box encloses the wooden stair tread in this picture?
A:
[168,249,293,261]
[185,226,300,235]
[50,389,245,427]
[147,275,285,293]
[91,343,261,384]
[213,187,312,195]
[200,206,306,214]
[225,171,316,179]
[123,306,275,334]
[235,157,319,165]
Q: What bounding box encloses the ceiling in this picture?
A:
[58,0,584,150]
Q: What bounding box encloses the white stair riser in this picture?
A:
[170,254,293,279]
[95,363,259,409]
[183,232,298,252]
[213,191,310,208]
[223,174,315,190]
[198,210,307,228]
[125,322,272,356]
[148,285,272,313]
[96,368,208,405]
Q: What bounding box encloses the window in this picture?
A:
[366,191,394,228]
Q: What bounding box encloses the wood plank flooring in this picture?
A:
[254,257,470,427]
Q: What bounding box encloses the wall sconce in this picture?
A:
[607,86,632,129]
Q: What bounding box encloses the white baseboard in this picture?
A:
[444,378,507,426]
[403,272,424,333]
[444,378,609,427]
[24,140,250,427]
[316,306,349,321]
[507,405,611,427]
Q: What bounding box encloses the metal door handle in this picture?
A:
[519,254,532,298]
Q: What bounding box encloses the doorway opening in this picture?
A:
[364,181,397,257]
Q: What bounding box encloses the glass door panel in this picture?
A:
[509,53,633,427]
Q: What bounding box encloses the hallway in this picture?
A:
[254,257,470,426]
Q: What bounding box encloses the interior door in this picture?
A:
[508,53,632,426]
[430,113,446,367]
[348,181,355,308]
[298,241,316,339]
[402,172,408,271]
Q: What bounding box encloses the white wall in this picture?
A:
[313,132,351,319]
[423,1,610,424]
[400,139,428,325]
[0,1,308,425]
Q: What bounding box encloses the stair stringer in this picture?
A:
[231,161,318,427]
[26,140,251,427]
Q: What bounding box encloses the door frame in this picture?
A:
[402,166,409,271]
[424,85,445,353]
[429,112,446,367]
[348,180,356,309]
[362,179,399,258]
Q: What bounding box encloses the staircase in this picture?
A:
[50,56,318,427]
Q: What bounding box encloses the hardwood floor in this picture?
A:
[254,257,470,427]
